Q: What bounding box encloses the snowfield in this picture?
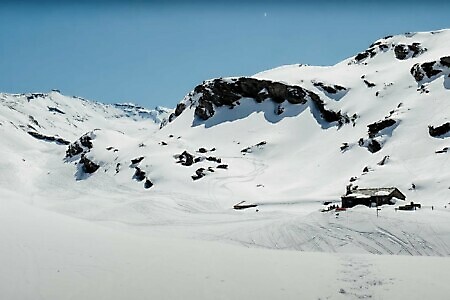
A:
[1,29,450,299]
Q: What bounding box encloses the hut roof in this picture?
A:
[344,187,406,199]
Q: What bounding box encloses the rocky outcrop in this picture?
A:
[441,56,450,67]
[47,106,65,114]
[65,133,94,159]
[367,119,396,138]
[190,77,310,121]
[393,43,426,60]
[144,179,154,189]
[411,57,450,82]
[175,151,195,166]
[429,123,450,137]
[241,141,267,154]
[133,167,146,181]
[192,168,206,181]
[27,131,70,145]
[363,80,376,88]
[367,139,382,153]
[312,81,347,94]
[131,156,145,165]
[80,155,99,174]
[353,40,390,63]
[165,77,349,126]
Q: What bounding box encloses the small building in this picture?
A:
[341,187,406,208]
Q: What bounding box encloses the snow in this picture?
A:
[2,189,450,300]
[2,29,450,299]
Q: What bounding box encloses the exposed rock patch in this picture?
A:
[312,81,347,95]
[241,141,267,154]
[175,151,195,166]
[80,155,100,174]
[164,77,349,127]
[47,106,65,114]
[133,167,146,181]
[27,131,70,145]
[363,80,376,88]
[429,123,450,137]
[393,43,426,60]
[411,57,450,83]
[368,119,397,138]
[131,156,145,165]
[65,132,94,159]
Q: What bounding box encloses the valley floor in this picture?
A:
[3,189,450,300]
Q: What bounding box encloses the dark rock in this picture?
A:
[144,179,153,189]
[198,147,208,153]
[355,52,369,62]
[80,155,99,174]
[79,135,93,149]
[47,106,65,114]
[340,143,349,151]
[394,44,409,60]
[66,142,84,158]
[177,151,195,166]
[309,92,345,123]
[241,141,267,154]
[26,93,46,101]
[161,141,167,146]
[429,123,450,137]
[367,118,396,138]
[115,163,120,174]
[422,62,441,78]
[217,164,228,169]
[195,98,215,120]
[275,104,284,115]
[410,63,425,81]
[394,43,425,60]
[313,81,347,94]
[131,156,145,165]
[435,147,449,154]
[440,56,450,67]
[27,131,70,145]
[174,103,186,117]
[378,155,390,166]
[206,156,222,163]
[192,168,206,181]
[363,166,369,173]
[363,80,376,88]
[367,139,382,153]
[65,133,94,159]
[133,167,146,181]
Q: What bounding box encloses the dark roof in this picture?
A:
[343,187,406,199]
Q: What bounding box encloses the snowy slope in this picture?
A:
[1,30,450,258]
[3,188,450,300]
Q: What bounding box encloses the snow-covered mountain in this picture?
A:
[3,28,450,300]
[2,29,450,256]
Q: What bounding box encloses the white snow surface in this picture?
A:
[2,29,450,299]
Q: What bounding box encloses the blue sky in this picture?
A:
[1,1,449,108]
